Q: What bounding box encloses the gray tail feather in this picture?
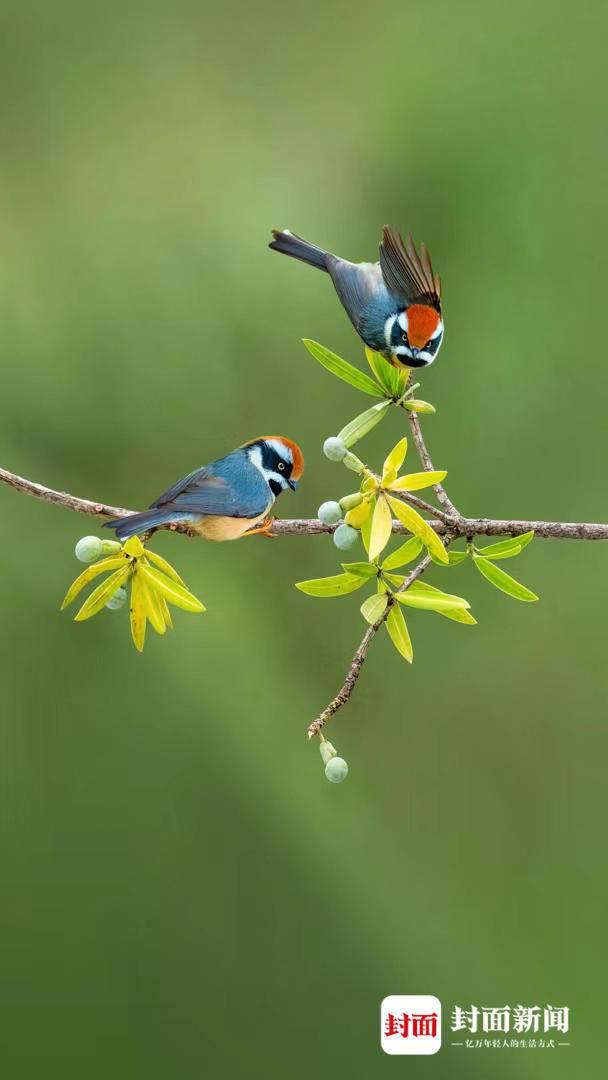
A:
[269,229,329,272]
[104,508,177,541]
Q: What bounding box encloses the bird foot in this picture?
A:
[244,516,275,538]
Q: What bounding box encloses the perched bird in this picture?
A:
[269,225,443,369]
[105,436,304,542]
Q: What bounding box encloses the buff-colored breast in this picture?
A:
[192,512,269,541]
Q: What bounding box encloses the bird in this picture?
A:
[269,225,443,369]
[105,436,304,542]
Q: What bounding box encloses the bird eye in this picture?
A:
[402,333,408,343]
[278,462,285,471]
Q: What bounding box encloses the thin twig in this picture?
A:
[307,555,433,738]
[406,409,458,515]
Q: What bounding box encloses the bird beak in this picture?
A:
[288,479,298,491]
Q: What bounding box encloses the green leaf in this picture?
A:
[381,535,423,570]
[143,547,187,585]
[383,572,406,587]
[295,573,368,597]
[140,575,167,634]
[341,562,377,578]
[368,494,394,561]
[360,592,388,624]
[344,498,372,528]
[403,399,436,414]
[382,437,408,481]
[429,549,469,567]
[386,604,413,662]
[475,531,534,559]
[303,340,385,397]
[389,470,447,492]
[387,495,449,564]
[365,345,403,396]
[473,555,538,601]
[438,606,477,625]
[74,564,132,621]
[394,590,468,613]
[61,555,127,609]
[139,564,206,612]
[129,568,147,652]
[360,497,374,554]
[337,399,392,447]
[405,582,476,623]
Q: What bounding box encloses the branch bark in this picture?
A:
[2,466,608,540]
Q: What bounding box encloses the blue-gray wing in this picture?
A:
[325,256,386,333]
[151,457,269,519]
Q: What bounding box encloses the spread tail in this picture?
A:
[269,229,329,272]
[104,508,179,541]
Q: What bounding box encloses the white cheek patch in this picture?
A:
[417,351,434,365]
[397,311,409,333]
[384,313,397,349]
[430,319,444,341]
[248,446,264,474]
[393,344,413,359]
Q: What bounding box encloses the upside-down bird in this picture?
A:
[269,225,443,369]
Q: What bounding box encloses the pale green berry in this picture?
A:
[75,536,103,563]
[105,586,127,611]
[319,739,338,766]
[339,492,363,512]
[333,523,359,551]
[325,757,348,783]
[323,436,347,462]
[318,501,343,525]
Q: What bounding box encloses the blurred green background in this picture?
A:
[0,1,606,1076]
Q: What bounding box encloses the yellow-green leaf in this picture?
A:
[340,562,377,578]
[381,535,423,570]
[139,564,206,612]
[360,498,374,554]
[140,573,167,634]
[344,498,372,528]
[395,590,468,613]
[159,596,173,630]
[368,494,394,561]
[295,573,368,597]
[475,531,534,559]
[388,470,447,492]
[386,603,413,662]
[129,568,147,652]
[303,340,385,397]
[438,606,477,625]
[122,535,145,558]
[74,564,132,622]
[365,345,402,396]
[387,495,448,564]
[337,399,392,447]
[403,399,435,414]
[382,437,408,482]
[473,555,538,601]
[143,547,187,586]
[360,592,388,624]
[407,581,471,608]
[61,555,128,609]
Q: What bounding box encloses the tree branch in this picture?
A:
[2,465,608,541]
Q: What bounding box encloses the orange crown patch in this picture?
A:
[406,305,441,349]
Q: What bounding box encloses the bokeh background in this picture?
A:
[1,1,606,1076]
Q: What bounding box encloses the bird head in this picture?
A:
[245,436,304,499]
[385,304,444,368]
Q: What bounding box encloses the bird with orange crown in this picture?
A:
[270,225,444,369]
[105,436,304,542]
